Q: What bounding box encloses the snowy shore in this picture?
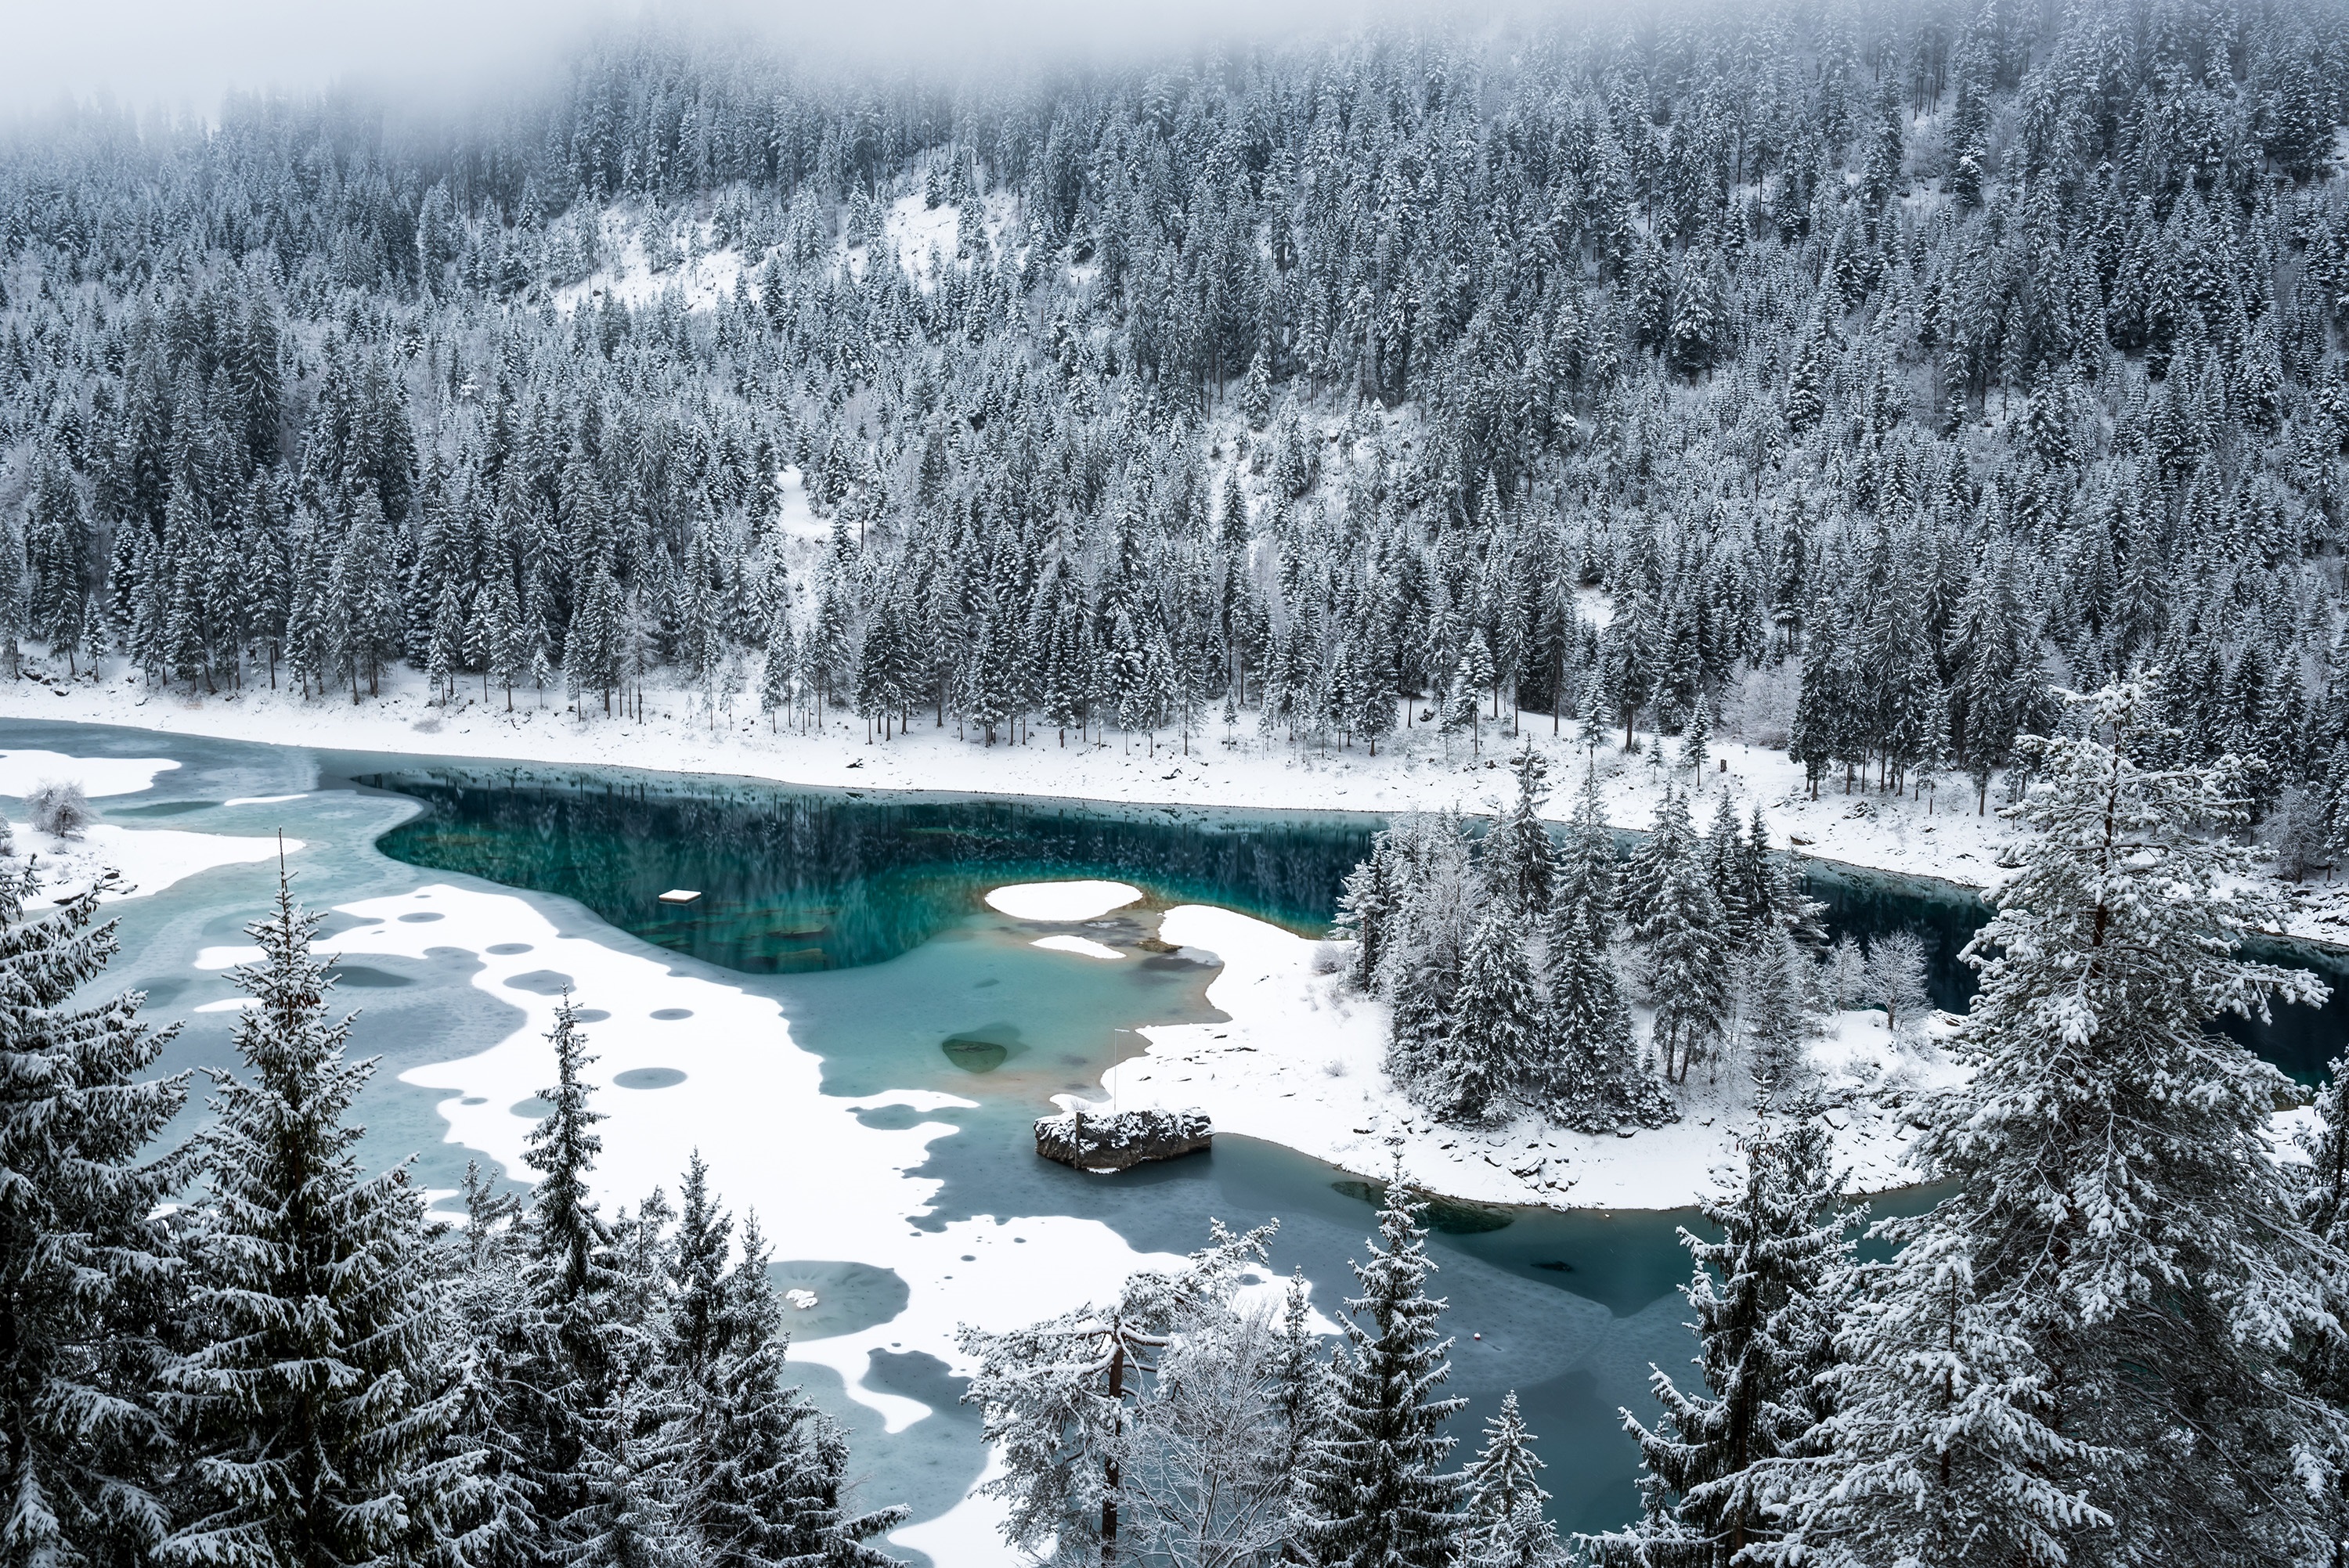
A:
[0,662,2026,900]
[1022,896,1960,1212]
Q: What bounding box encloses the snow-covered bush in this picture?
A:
[1824,935,1867,1011]
[2261,786,2329,882]
[27,780,90,838]
[1860,931,1933,1039]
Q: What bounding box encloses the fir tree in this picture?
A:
[0,866,188,1568]
[1438,908,1542,1123]
[1781,679,2341,1565]
[166,869,467,1568]
[1602,1108,1846,1566]
[1297,1175,1467,1568]
[1462,1394,1561,1568]
[1483,743,1557,917]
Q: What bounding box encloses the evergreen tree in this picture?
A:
[1462,1394,1561,1568]
[1601,1108,1846,1566]
[677,1211,905,1566]
[0,866,188,1568]
[1780,679,2341,1566]
[1438,908,1542,1123]
[1483,744,1557,917]
[1297,1175,1467,1568]
[1542,893,1676,1133]
[166,870,467,1568]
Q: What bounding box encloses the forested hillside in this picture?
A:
[3,0,2347,838]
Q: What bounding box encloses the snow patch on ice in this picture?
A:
[1030,934,1122,961]
[986,881,1140,921]
[221,793,308,807]
[20,824,290,909]
[0,749,178,797]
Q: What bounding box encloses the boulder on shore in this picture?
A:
[1035,1107,1213,1172]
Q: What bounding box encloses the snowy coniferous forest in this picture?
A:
[20,0,2349,1563]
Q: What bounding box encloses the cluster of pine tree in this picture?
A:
[1589,676,2349,1566]
[1335,742,1834,1125]
[962,1177,1564,1568]
[0,865,898,1568]
[3,0,2349,840]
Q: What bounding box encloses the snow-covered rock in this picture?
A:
[1034,1107,1213,1172]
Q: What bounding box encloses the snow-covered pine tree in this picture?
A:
[0,864,189,1568]
[1462,1393,1563,1568]
[1482,743,1557,917]
[568,1186,688,1568]
[1553,760,1620,921]
[1621,784,1696,935]
[430,1163,554,1568]
[1637,840,1731,1086]
[1265,1268,1326,1505]
[1297,1174,1467,1568]
[1779,678,2341,1565]
[1542,892,1676,1133]
[1333,831,1402,992]
[167,869,467,1568]
[1597,1107,1845,1566]
[1681,694,1710,779]
[2293,1058,2349,1533]
[520,994,619,1543]
[676,1210,905,1566]
[1742,929,1816,1090]
[1438,908,1542,1123]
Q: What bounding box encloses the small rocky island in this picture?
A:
[1035,1108,1213,1172]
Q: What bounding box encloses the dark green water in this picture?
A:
[366,765,1373,971]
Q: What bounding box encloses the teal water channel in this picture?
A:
[9,717,2344,1558]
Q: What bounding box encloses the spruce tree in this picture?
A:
[1604,1108,1845,1566]
[1297,1175,1467,1568]
[1637,838,1731,1087]
[1463,1394,1562,1568]
[166,870,466,1568]
[520,996,619,1546]
[1438,909,1542,1123]
[431,1164,554,1568]
[0,866,188,1568]
[1781,679,2342,1565]
[1482,744,1557,917]
[676,1211,904,1566]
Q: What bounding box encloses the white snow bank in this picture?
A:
[0,659,2033,910]
[221,793,308,807]
[1031,935,1122,961]
[20,823,291,909]
[985,880,1139,921]
[0,749,178,797]
[1095,906,1954,1212]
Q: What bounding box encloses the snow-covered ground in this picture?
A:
[0,663,2026,906]
[1019,895,1959,1210]
[550,209,746,315]
[13,819,294,910]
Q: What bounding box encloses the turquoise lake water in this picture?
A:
[13,717,2342,1556]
